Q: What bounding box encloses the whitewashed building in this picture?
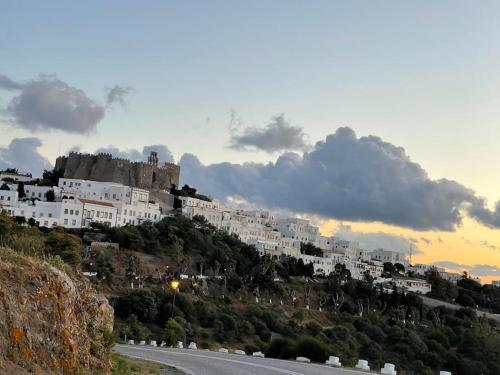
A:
[371,248,408,266]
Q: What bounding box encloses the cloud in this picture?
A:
[433,261,500,277]
[433,261,467,270]
[333,224,421,254]
[95,145,143,161]
[469,264,500,277]
[180,127,500,231]
[0,73,132,134]
[142,145,174,163]
[467,199,500,229]
[461,237,500,252]
[105,85,133,109]
[420,237,432,245]
[0,138,52,177]
[0,73,23,91]
[94,144,174,163]
[229,114,309,153]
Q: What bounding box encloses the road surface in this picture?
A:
[114,344,370,375]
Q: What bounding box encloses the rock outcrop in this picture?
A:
[0,247,114,374]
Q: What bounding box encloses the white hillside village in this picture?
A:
[0,162,482,293]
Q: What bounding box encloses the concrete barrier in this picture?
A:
[440,372,452,375]
[139,340,146,346]
[252,351,265,358]
[218,348,229,353]
[176,341,183,349]
[127,340,134,345]
[325,356,342,367]
[381,363,397,375]
[234,349,246,355]
[296,357,311,363]
[188,342,198,350]
[355,359,370,371]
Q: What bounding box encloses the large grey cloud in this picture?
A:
[94,144,174,163]
[0,138,52,177]
[0,73,132,134]
[229,114,308,153]
[180,127,500,231]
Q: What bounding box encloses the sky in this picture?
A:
[1,1,500,282]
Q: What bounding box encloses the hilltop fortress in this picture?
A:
[55,151,180,190]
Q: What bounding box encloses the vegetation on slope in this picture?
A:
[3,211,500,375]
[84,215,500,375]
[0,213,114,374]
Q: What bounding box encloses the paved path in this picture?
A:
[114,345,370,375]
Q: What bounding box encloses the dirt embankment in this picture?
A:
[0,247,114,374]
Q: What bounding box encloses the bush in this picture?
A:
[162,319,184,346]
[294,336,330,362]
[267,337,296,359]
[45,229,82,264]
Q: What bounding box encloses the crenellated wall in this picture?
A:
[55,152,180,190]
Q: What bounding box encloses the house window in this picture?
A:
[72,219,76,226]
[48,213,52,218]
[64,209,68,214]
[96,211,100,218]
[75,210,79,215]
[70,210,74,215]
[64,219,68,225]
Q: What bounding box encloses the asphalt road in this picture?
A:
[114,344,371,375]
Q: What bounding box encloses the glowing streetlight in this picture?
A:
[170,280,180,318]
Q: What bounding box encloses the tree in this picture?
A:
[45,189,56,202]
[383,262,395,275]
[17,182,26,199]
[162,319,184,346]
[300,242,323,256]
[45,229,82,264]
[394,262,406,274]
[0,183,10,191]
[0,212,14,242]
[42,169,61,186]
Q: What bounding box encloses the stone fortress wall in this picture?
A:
[55,151,180,191]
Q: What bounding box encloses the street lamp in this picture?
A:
[170,280,180,318]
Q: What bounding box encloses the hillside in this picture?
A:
[0,214,114,374]
[81,215,500,375]
[2,212,500,375]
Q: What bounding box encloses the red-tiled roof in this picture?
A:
[79,198,115,208]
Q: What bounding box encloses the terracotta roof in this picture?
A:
[79,198,115,208]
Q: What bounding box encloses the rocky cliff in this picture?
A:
[0,247,114,374]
